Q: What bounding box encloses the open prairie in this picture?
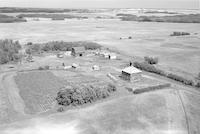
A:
[0,15,199,79]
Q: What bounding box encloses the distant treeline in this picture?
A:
[17,14,88,19]
[0,39,22,64]
[0,7,96,13]
[0,7,73,13]
[26,41,101,54]
[117,14,200,23]
[144,10,178,14]
[0,14,26,23]
[170,32,190,36]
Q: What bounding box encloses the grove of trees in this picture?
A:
[56,83,116,107]
[0,39,22,64]
[26,41,102,54]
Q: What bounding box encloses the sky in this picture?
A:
[0,0,199,9]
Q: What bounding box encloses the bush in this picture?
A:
[56,84,117,107]
[57,107,64,112]
[38,66,44,70]
[195,82,200,88]
[167,73,194,86]
[133,61,195,87]
[107,83,117,92]
[44,65,50,70]
[144,56,158,64]
[133,62,165,76]
[170,32,190,36]
[38,65,50,70]
[133,83,171,94]
[198,73,200,79]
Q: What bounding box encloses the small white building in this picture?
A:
[92,65,100,71]
[104,53,109,58]
[122,66,142,81]
[64,66,72,70]
[109,54,117,60]
[64,51,72,56]
[72,63,79,68]
[57,53,64,58]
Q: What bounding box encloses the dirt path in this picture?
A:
[1,72,26,115]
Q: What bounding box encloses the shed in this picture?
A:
[64,66,72,70]
[64,51,72,56]
[92,65,100,71]
[122,66,142,81]
[104,53,109,58]
[57,53,64,58]
[71,47,85,56]
[109,54,117,60]
[72,63,79,68]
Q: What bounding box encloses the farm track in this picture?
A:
[176,90,190,134]
[1,72,26,115]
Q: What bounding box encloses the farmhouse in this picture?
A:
[122,66,142,81]
[71,47,85,56]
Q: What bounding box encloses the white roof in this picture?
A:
[122,66,142,74]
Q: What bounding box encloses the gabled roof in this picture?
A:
[122,66,142,74]
[72,47,85,53]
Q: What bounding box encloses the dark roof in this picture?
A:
[72,47,85,53]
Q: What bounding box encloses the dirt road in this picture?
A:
[0,72,26,116]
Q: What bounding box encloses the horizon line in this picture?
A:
[0,6,199,10]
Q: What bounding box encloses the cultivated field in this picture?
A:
[14,71,65,114]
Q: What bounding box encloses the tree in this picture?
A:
[144,56,158,65]
[198,73,200,79]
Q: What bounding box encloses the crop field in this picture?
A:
[14,71,65,114]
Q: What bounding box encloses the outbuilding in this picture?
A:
[71,47,85,57]
[64,51,72,56]
[92,65,100,71]
[121,66,142,81]
[72,63,79,68]
[104,53,109,58]
[109,54,117,60]
[57,53,64,58]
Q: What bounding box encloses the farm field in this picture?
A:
[14,71,65,114]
